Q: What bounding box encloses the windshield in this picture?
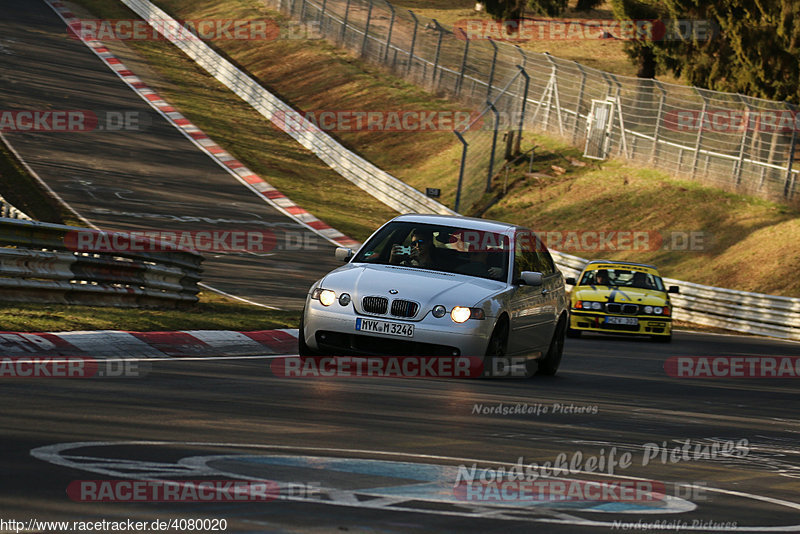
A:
[580,268,664,291]
[353,222,510,281]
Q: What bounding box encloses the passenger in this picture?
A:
[632,271,653,289]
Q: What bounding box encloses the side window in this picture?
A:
[513,230,540,278]
[536,248,556,275]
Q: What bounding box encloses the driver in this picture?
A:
[594,269,610,285]
[390,228,437,269]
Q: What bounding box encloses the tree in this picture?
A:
[483,0,527,20]
[483,0,603,19]
[575,0,603,12]
[611,0,800,103]
[525,0,568,17]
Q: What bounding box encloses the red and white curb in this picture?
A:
[0,330,298,358]
[45,0,360,250]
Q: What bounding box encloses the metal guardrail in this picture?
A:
[118,1,800,339]
[0,194,32,221]
[120,0,455,217]
[550,250,800,341]
[0,218,203,308]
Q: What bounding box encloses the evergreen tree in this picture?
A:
[611,0,800,103]
[575,0,603,12]
[483,0,526,20]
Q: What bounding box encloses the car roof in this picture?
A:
[390,214,521,234]
[586,259,657,270]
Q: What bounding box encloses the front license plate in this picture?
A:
[605,316,638,326]
[356,318,414,337]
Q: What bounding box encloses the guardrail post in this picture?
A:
[318,0,327,24]
[383,2,395,63]
[456,28,470,96]
[431,20,444,89]
[486,38,498,100]
[572,61,586,145]
[515,64,530,156]
[340,0,352,43]
[361,0,374,56]
[651,81,666,164]
[691,89,708,178]
[784,121,797,198]
[407,10,418,76]
[734,95,752,185]
[544,53,564,136]
[487,103,500,192]
[604,74,628,159]
[299,0,307,21]
[454,131,468,213]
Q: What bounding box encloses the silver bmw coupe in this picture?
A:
[299,214,568,377]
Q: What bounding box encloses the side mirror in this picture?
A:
[668,285,679,294]
[516,271,543,287]
[565,277,577,286]
[334,247,355,262]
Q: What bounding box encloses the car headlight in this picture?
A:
[432,305,446,318]
[450,306,485,323]
[654,306,663,315]
[338,293,351,306]
[575,301,603,310]
[311,288,337,306]
[644,305,653,314]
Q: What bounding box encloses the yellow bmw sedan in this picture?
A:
[565,260,679,342]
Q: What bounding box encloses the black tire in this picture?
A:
[297,309,318,356]
[565,314,581,338]
[566,326,582,338]
[483,319,509,378]
[537,317,566,376]
[652,333,672,343]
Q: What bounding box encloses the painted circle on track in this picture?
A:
[30,441,800,530]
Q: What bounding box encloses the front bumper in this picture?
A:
[303,302,496,357]
[569,310,672,336]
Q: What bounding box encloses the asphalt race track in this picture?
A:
[0,0,343,309]
[1,331,799,532]
[0,1,799,533]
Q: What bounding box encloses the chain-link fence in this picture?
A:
[453,68,529,213]
[266,0,799,208]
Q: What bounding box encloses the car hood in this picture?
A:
[320,264,504,314]
[571,286,668,305]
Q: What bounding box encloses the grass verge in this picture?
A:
[0,291,299,332]
[0,135,78,225]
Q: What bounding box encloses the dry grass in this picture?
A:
[389,0,682,82]
[0,292,299,332]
